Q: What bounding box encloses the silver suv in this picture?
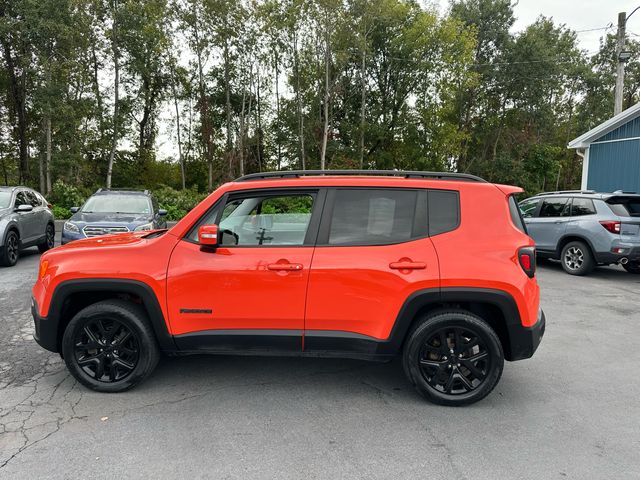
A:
[0,186,55,267]
[519,191,640,275]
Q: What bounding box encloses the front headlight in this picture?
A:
[63,221,79,233]
[134,222,154,232]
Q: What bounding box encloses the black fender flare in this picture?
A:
[39,278,176,353]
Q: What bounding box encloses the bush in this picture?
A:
[153,186,207,220]
[52,205,72,219]
[48,180,88,209]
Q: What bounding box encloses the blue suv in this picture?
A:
[62,189,167,245]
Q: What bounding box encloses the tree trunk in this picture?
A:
[224,39,233,178]
[171,67,185,190]
[256,67,262,172]
[106,0,120,189]
[293,30,305,170]
[274,50,281,170]
[359,44,366,169]
[45,114,51,193]
[320,18,330,171]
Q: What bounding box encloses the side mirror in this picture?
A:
[16,204,33,212]
[198,224,219,250]
[70,207,79,214]
[158,209,168,217]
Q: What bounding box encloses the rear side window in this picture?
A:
[607,198,640,217]
[539,198,570,217]
[328,189,417,245]
[508,196,527,233]
[428,190,459,235]
[570,198,596,216]
[519,199,539,218]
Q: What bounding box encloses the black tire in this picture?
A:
[560,241,594,276]
[623,261,640,274]
[402,310,504,406]
[38,223,55,253]
[62,300,160,392]
[0,229,20,267]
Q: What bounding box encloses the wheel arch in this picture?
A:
[556,234,596,260]
[45,279,176,354]
[1,222,20,246]
[383,288,530,361]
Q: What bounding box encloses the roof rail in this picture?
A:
[536,190,596,196]
[234,170,487,183]
[95,187,150,195]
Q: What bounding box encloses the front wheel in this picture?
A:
[0,230,20,267]
[62,300,160,392]
[402,310,504,406]
[623,261,640,274]
[560,241,594,276]
[38,223,55,253]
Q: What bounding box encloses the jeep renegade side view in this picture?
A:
[32,170,545,406]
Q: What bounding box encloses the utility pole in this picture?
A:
[615,11,627,116]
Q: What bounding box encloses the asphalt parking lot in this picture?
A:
[1,243,639,479]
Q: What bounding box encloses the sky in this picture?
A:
[434,0,640,54]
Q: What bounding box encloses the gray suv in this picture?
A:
[519,191,640,275]
[0,186,55,267]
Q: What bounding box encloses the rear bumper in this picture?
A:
[595,246,640,264]
[507,308,546,361]
[31,298,59,353]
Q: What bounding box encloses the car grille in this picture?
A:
[83,225,130,237]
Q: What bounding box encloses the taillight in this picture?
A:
[599,220,621,234]
[518,247,536,278]
[47,203,52,209]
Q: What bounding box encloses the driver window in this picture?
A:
[219,194,314,246]
[14,191,28,207]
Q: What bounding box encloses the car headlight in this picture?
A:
[63,221,79,233]
[134,222,154,232]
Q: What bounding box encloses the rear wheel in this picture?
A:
[560,241,594,276]
[62,300,160,392]
[38,223,55,253]
[402,310,504,406]
[623,261,640,274]
[0,230,20,267]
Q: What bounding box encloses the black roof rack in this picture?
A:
[235,170,486,183]
[536,190,596,196]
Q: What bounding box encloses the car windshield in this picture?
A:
[0,191,11,209]
[81,195,151,214]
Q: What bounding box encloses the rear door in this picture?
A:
[304,187,441,351]
[524,197,570,252]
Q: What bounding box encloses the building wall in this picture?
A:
[587,139,640,193]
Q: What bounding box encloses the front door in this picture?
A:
[14,190,40,242]
[304,188,441,352]
[167,189,323,353]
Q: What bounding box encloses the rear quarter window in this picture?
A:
[509,196,527,233]
[428,190,459,236]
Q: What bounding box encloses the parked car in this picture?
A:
[0,186,55,267]
[519,190,640,275]
[32,170,545,406]
[61,188,167,244]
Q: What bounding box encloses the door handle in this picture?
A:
[389,261,426,270]
[267,263,303,271]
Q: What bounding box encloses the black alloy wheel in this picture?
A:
[403,310,504,406]
[38,223,55,252]
[1,230,19,267]
[74,317,140,383]
[418,326,490,395]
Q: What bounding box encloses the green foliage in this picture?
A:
[48,180,88,209]
[52,205,72,219]
[152,185,207,220]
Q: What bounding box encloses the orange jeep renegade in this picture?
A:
[32,170,545,406]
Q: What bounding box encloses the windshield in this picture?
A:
[82,195,151,214]
[0,191,11,209]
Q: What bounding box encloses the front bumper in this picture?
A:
[507,308,546,361]
[60,228,85,245]
[31,298,59,353]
